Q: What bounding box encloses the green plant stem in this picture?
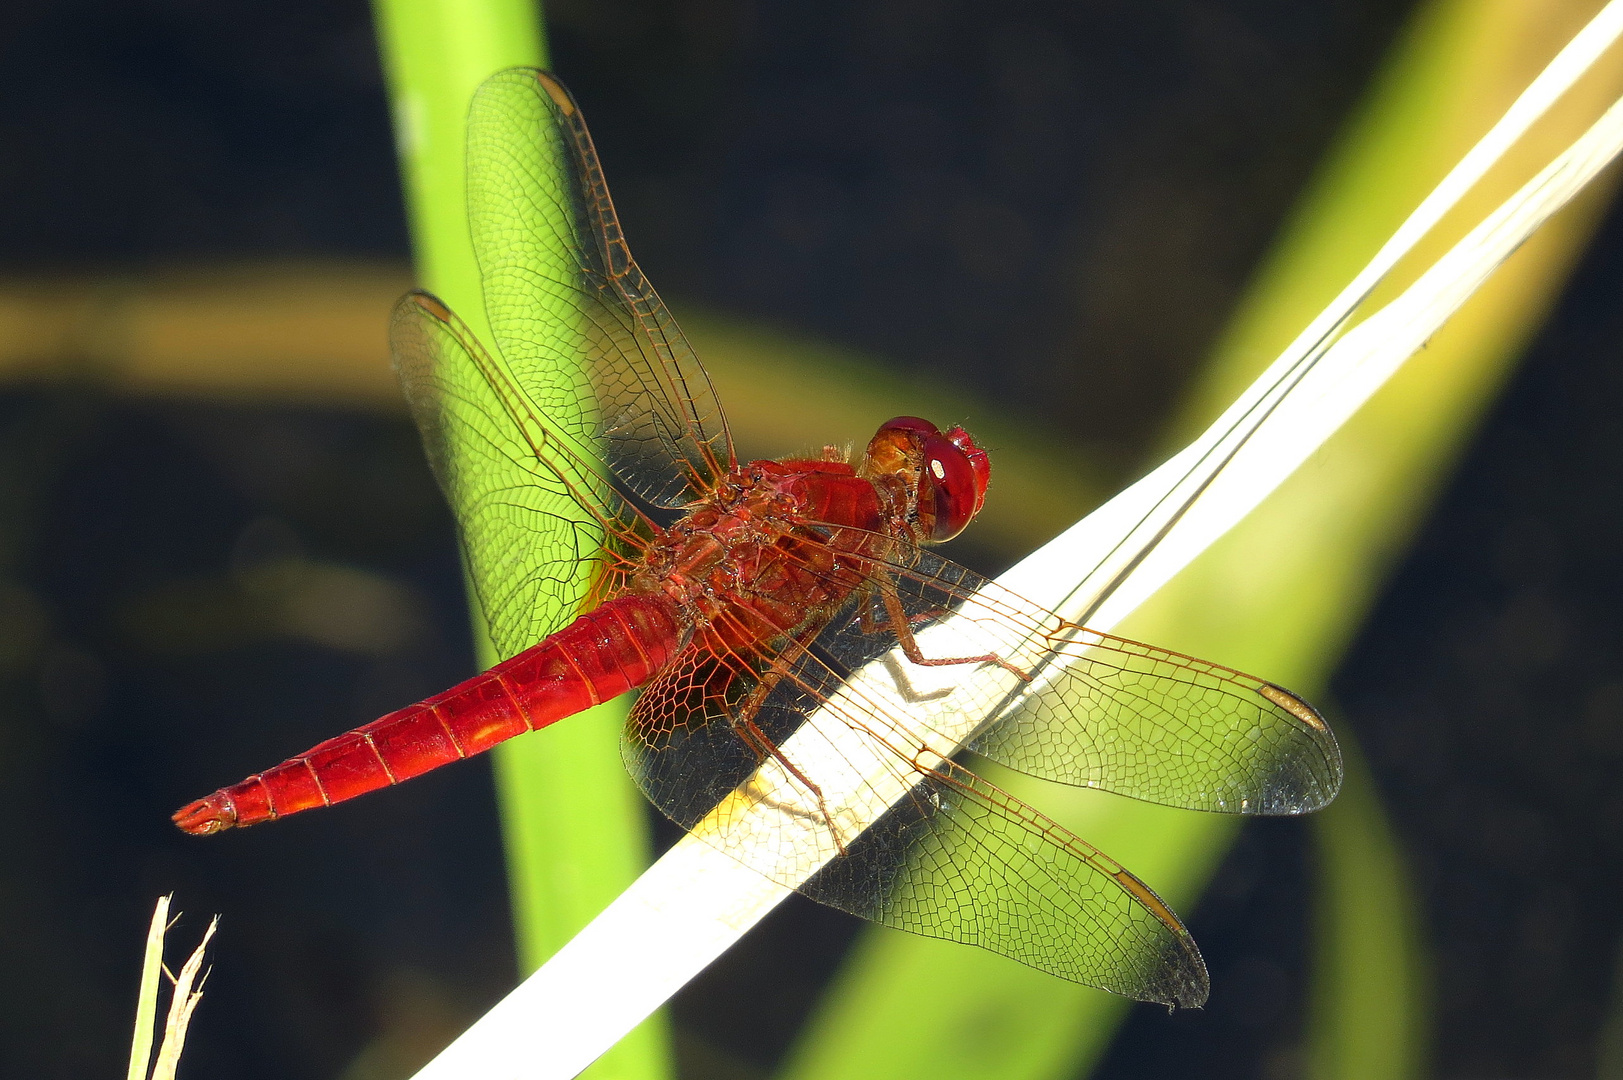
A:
[1306,731,1428,1080]
[371,5,668,1078]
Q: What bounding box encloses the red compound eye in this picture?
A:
[943,425,990,518]
[869,417,989,542]
[919,433,979,542]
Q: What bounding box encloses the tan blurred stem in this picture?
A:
[779,3,1623,1080]
[126,897,216,1080]
[0,268,1101,560]
[149,916,217,1080]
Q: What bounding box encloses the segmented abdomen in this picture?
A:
[173,594,684,834]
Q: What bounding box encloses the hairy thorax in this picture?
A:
[635,457,907,649]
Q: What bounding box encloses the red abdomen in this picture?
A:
[173,594,684,834]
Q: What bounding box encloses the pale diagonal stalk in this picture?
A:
[1067,91,1623,642]
[409,11,1623,1077]
[125,894,170,1080]
[371,4,668,1079]
[1056,0,1623,631]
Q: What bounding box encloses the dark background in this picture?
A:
[3,1,1621,1078]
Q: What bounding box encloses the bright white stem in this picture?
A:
[413,8,1623,1079]
[1050,0,1623,628]
[1065,89,1623,634]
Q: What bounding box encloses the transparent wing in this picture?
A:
[466,69,734,509]
[802,539,1343,815]
[618,515,1337,1004]
[391,292,648,659]
[621,640,763,830]
[801,760,1207,1008]
[623,628,1208,1007]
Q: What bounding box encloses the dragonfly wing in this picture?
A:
[623,629,1207,1006]
[804,541,1343,815]
[467,69,734,509]
[622,642,770,831]
[392,292,647,659]
[801,759,1208,1008]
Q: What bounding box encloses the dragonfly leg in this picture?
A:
[727,624,849,854]
[857,584,948,635]
[857,589,884,634]
[734,717,847,856]
[876,570,1030,681]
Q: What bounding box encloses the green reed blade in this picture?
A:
[372,4,669,1077]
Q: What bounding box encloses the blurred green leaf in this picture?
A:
[1306,733,1428,1080]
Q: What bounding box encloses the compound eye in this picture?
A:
[943,426,990,518]
[921,434,978,542]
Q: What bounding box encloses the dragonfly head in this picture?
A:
[865,417,991,543]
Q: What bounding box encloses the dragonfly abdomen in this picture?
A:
[172,594,684,834]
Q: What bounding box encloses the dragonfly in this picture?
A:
[174,69,1342,1009]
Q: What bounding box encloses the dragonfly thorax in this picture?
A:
[637,456,899,642]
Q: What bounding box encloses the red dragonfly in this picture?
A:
[175,69,1341,1008]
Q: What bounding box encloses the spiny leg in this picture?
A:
[874,568,1030,681]
[857,581,948,636]
[725,621,848,854]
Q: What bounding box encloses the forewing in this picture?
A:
[391,292,645,659]
[803,542,1343,815]
[466,69,733,508]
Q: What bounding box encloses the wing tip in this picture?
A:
[1157,940,1211,1011]
[1255,681,1345,814]
[1120,928,1209,1011]
[1108,864,1211,1009]
[1166,969,1211,1011]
